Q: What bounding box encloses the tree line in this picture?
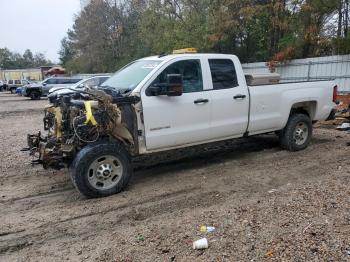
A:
[0,48,52,69]
[59,0,350,73]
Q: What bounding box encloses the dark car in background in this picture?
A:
[47,75,110,103]
[22,77,82,100]
[0,80,7,91]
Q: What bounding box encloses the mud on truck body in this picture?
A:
[25,50,336,198]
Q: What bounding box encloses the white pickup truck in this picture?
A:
[26,51,337,198]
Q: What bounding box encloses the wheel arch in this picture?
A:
[290,101,317,120]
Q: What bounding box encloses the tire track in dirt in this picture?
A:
[0,187,227,255]
[0,146,337,256]
[0,107,44,116]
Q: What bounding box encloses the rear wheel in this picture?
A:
[280,113,312,151]
[70,141,132,198]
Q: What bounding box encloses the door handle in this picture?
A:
[233,94,246,100]
[194,98,209,104]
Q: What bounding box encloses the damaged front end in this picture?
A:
[25,89,140,169]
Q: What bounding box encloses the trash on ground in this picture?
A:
[265,250,273,257]
[346,248,350,256]
[137,235,144,242]
[268,189,278,193]
[337,122,350,130]
[200,225,215,233]
[302,222,314,233]
[193,238,209,250]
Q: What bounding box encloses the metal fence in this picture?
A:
[242,54,350,93]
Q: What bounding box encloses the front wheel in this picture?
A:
[70,141,132,198]
[280,113,312,151]
[29,91,41,100]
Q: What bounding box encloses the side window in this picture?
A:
[8,80,13,85]
[56,78,69,84]
[209,59,238,89]
[69,79,81,84]
[14,80,21,85]
[45,79,57,85]
[55,79,64,84]
[149,59,203,95]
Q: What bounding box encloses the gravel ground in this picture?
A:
[0,92,349,262]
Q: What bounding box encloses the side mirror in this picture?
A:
[166,74,183,96]
[42,83,47,86]
[150,74,183,97]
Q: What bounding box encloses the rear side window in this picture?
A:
[69,78,81,84]
[14,80,21,84]
[56,78,81,84]
[55,79,65,84]
[209,59,238,89]
[56,79,69,84]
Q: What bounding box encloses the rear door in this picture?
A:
[207,58,249,139]
[141,58,212,150]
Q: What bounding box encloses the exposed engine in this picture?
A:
[26,88,140,169]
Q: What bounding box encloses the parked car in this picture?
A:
[0,80,7,91]
[6,79,30,93]
[15,86,23,95]
[26,50,336,198]
[22,77,83,100]
[47,75,110,102]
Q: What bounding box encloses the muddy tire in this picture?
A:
[70,141,132,198]
[280,113,312,151]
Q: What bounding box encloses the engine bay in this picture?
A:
[26,88,140,169]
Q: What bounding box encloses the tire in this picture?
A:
[29,91,41,100]
[280,113,312,151]
[10,88,15,94]
[70,141,132,198]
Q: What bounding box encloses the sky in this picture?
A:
[0,0,81,63]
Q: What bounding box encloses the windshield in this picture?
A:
[100,60,160,91]
[71,79,86,88]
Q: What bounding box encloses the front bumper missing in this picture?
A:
[23,131,71,169]
[21,132,46,166]
[22,132,47,167]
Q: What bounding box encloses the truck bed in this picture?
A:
[247,80,335,135]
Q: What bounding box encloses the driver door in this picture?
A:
[141,58,211,151]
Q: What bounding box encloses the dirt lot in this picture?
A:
[0,92,349,262]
